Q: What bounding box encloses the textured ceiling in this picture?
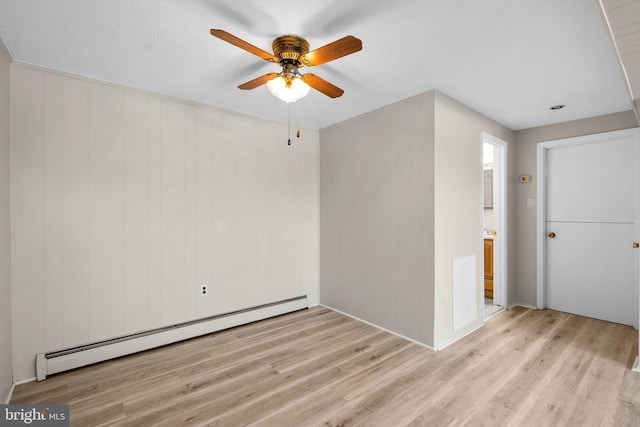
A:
[0,0,634,130]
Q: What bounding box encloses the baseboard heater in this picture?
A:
[36,295,308,381]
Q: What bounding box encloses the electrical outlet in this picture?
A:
[201,284,208,296]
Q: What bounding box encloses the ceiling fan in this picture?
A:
[210,29,362,103]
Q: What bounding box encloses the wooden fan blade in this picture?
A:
[301,74,344,98]
[300,35,362,67]
[238,73,280,90]
[210,29,277,62]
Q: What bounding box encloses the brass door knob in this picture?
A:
[633,242,639,249]
[548,232,556,238]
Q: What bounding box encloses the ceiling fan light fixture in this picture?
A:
[267,75,310,103]
[210,29,361,101]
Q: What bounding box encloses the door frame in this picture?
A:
[482,133,508,310]
[536,128,640,320]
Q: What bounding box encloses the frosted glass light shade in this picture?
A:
[267,76,310,103]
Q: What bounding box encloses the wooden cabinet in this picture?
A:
[484,239,494,299]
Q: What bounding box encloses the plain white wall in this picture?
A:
[10,63,319,382]
[432,92,513,348]
[0,38,13,402]
[320,91,436,346]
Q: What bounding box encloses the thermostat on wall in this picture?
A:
[519,175,532,183]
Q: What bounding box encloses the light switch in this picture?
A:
[527,198,534,208]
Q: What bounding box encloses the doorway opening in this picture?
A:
[482,133,508,320]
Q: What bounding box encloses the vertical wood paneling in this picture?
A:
[210,110,223,315]
[396,100,423,338]
[236,115,259,308]
[364,108,396,330]
[10,66,45,381]
[195,106,213,318]
[10,65,319,381]
[160,100,185,325]
[61,76,90,348]
[418,97,434,344]
[88,84,124,340]
[319,93,435,347]
[220,113,239,312]
[146,97,163,329]
[254,122,274,305]
[267,126,282,304]
[290,131,303,302]
[184,105,196,320]
[43,72,64,350]
[0,39,12,403]
[271,140,297,302]
[123,91,149,333]
[298,130,320,305]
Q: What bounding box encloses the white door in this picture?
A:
[545,131,637,327]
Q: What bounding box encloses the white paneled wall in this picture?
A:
[320,92,436,347]
[10,63,319,381]
[320,90,513,350]
[0,39,12,403]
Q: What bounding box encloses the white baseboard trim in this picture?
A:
[436,321,485,351]
[509,302,538,310]
[2,377,34,403]
[4,383,15,404]
[633,356,640,373]
[7,377,37,400]
[13,377,36,386]
[319,304,435,352]
[484,307,506,321]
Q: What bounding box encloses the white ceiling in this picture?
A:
[0,0,634,130]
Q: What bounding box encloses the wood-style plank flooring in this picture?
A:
[11,306,640,426]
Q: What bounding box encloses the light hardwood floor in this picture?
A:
[11,306,640,426]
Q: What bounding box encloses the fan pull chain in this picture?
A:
[296,101,301,138]
[287,102,291,146]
